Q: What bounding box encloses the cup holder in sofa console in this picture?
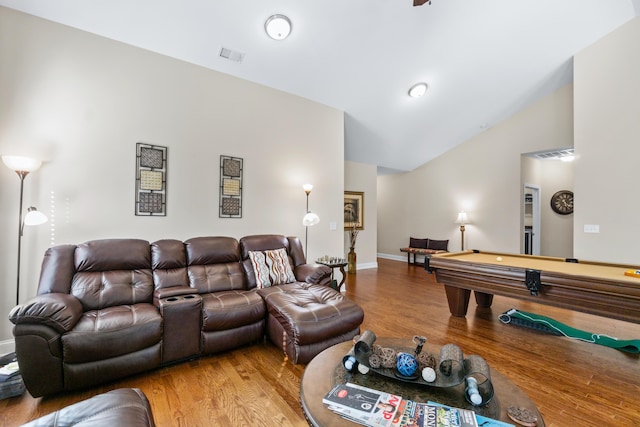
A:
[159,294,203,363]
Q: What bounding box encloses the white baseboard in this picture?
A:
[0,339,15,357]
[356,261,378,270]
[377,253,405,262]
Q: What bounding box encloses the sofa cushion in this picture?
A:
[409,237,429,249]
[184,237,246,292]
[185,236,241,264]
[151,239,189,291]
[258,283,364,345]
[72,269,154,311]
[61,303,162,363]
[20,388,156,427]
[427,239,449,251]
[265,248,296,285]
[248,251,272,288]
[188,263,246,293]
[201,290,265,332]
[75,239,151,272]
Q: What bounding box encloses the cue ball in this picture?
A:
[496,257,502,261]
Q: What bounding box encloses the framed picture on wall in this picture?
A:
[219,155,243,218]
[135,142,167,216]
[344,191,364,230]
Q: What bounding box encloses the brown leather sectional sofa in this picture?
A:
[8,234,364,397]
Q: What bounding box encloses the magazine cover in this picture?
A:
[323,383,402,427]
[391,398,409,427]
[449,407,479,427]
[428,401,509,427]
[421,404,454,427]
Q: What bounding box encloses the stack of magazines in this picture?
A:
[323,383,514,427]
[0,353,25,400]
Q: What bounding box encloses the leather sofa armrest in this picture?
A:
[153,286,198,305]
[295,263,332,287]
[8,293,83,333]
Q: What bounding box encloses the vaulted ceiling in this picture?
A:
[2,0,639,173]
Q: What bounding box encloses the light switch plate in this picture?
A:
[584,224,600,233]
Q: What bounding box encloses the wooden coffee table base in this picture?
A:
[300,337,545,426]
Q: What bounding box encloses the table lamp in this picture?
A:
[456,211,468,251]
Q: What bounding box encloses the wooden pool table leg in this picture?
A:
[444,285,471,317]
[474,291,494,308]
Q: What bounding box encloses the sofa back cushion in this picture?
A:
[184,237,246,293]
[37,244,78,295]
[239,235,297,290]
[151,239,189,290]
[72,239,153,311]
[247,248,297,289]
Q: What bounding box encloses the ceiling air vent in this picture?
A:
[219,47,244,63]
[526,148,574,161]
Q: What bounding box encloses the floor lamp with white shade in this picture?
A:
[2,155,48,305]
[302,184,320,258]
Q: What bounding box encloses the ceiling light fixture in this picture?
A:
[408,82,428,98]
[265,14,292,40]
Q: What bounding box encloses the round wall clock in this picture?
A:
[550,190,574,215]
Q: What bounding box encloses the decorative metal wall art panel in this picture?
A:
[220,155,243,218]
[136,143,167,216]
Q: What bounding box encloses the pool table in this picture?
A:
[427,250,640,324]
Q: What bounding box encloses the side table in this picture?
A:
[317,260,348,291]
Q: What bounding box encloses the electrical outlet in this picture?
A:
[329,222,336,231]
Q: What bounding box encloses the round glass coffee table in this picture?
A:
[300,337,545,426]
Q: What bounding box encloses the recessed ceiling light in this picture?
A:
[408,82,428,98]
[265,14,292,40]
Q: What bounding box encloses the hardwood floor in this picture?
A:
[2,258,639,426]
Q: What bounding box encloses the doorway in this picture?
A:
[523,184,540,255]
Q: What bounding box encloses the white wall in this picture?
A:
[574,17,640,264]
[344,161,377,270]
[521,156,574,258]
[378,84,574,258]
[378,17,640,267]
[0,8,345,350]
[539,160,574,257]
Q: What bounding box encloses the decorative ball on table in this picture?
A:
[416,352,437,382]
[396,353,419,377]
[422,367,437,382]
[416,352,436,371]
[368,354,381,369]
[380,347,397,369]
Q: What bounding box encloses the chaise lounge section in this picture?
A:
[8,234,364,397]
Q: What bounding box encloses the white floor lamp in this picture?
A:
[302,184,320,258]
[3,155,48,305]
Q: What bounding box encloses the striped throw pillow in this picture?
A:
[265,248,296,285]
[248,250,272,289]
